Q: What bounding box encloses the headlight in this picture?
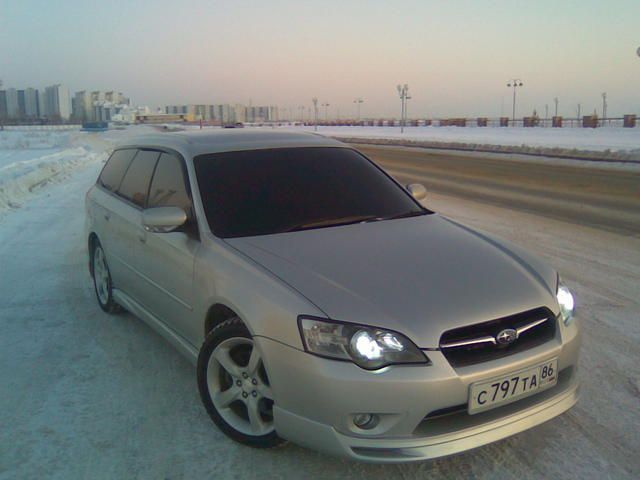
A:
[298,316,429,370]
[556,278,575,325]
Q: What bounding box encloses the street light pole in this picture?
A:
[312,98,318,131]
[506,79,523,124]
[601,92,607,127]
[353,97,364,122]
[554,97,559,117]
[397,84,410,133]
[321,102,330,122]
[545,104,548,127]
[577,103,581,124]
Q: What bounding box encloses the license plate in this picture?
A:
[468,358,558,414]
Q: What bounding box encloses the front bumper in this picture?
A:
[255,318,580,463]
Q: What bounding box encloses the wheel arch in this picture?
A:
[205,303,245,337]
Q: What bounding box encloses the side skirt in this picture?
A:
[113,289,199,365]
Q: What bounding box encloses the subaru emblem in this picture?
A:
[496,328,518,345]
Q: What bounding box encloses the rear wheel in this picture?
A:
[92,241,122,314]
[197,317,286,448]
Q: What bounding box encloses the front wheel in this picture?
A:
[197,317,286,448]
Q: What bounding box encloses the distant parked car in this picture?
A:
[223,122,244,128]
[85,130,579,462]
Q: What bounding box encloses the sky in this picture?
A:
[1,0,639,118]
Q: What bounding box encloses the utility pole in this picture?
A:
[298,105,305,122]
[353,98,364,122]
[397,84,411,133]
[312,98,318,131]
[601,92,607,127]
[321,102,330,122]
[554,97,559,117]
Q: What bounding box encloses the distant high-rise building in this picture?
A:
[44,84,71,120]
[246,106,275,123]
[73,90,93,121]
[233,104,246,123]
[5,88,19,118]
[0,90,7,119]
[23,88,39,118]
[37,89,46,118]
[17,90,26,118]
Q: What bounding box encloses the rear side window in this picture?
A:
[116,150,160,208]
[147,153,191,212]
[98,149,137,192]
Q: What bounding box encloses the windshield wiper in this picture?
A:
[284,211,427,233]
[284,215,382,232]
[378,210,427,221]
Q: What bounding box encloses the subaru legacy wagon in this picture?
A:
[85,130,579,462]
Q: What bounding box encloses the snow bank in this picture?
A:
[0,130,73,151]
[270,125,640,161]
[0,130,108,214]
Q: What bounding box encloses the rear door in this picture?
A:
[112,149,161,303]
[134,152,200,345]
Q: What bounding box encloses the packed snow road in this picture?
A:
[0,129,639,479]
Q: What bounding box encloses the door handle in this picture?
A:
[104,213,111,221]
[138,234,146,244]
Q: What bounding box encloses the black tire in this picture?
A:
[197,317,286,449]
[91,239,123,314]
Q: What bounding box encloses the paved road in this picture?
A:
[1,153,639,479]
[355,144,640,235]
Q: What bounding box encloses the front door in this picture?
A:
[134,152,200,346]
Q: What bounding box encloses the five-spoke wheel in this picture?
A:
[197,317,285,448]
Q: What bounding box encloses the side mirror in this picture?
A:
[142,206,187,233]
[406,183,427,202]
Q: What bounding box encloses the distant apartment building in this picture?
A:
[0,91,7,119]
[43,84,71,120]
[73,90,93,121]
[233,104,246,123]
[163,103,276,124]
[0,88,39,119]
[5,88,20,118]
[77,90,131,122]
[23,88,40,118]
[246,105,278,123]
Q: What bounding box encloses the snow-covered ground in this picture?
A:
[0,127,148,215]
[268,125,640,159]
[0,127,639,479]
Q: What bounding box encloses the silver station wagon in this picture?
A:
[85,130,580,462]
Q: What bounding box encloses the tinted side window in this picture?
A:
[98,149,137,192]
[148,153,191,212]
[116,150,160,207]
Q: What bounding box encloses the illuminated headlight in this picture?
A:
[299,317,429,370]
[556,278,575,325]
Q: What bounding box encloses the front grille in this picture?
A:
[439,307,557,367]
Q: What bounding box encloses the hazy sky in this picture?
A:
[2,0,639,117]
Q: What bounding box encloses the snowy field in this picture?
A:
[0,127,143,214]
[0,127,639,479]
[269,125,640,159]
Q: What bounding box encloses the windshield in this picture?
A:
[193,147,429,238]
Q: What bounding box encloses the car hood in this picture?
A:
[225,214,558,348]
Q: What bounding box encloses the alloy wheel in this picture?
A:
[206,337,275,436]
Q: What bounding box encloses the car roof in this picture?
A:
[115,129,346,157]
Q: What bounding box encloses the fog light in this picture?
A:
[352,413,379,430]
